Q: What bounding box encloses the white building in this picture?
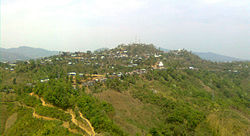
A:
[79,73,84,77]
[68,72,76,76]
[159,61,164,67]
[189,66,194,70]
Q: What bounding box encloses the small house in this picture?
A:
[158,61,164,67]
[79,73,84,77]
[68,72,76,76]
[189,66,194,70]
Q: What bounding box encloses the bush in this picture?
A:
[35,106,71,121]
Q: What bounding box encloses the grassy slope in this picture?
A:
[93,68,250,135]
[195,109,250,136]
[0,103,17,134]
[94,90,164,135]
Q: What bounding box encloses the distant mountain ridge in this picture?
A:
[159,47,244,62]
[0,46,245,62]
[193,52,242,62]
[0,46,58,62]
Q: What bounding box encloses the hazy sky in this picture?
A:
[1,0,250,59]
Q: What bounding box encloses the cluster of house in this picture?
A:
[228,70,239,73]
[65,68,149,87]
[152,61,164,69]
[58,45,165,68]
[111,49,129,58]
[227,64,249,73]
[4,63,16,71]
[5,67,15,71]
[172,49,187,55]
[177,66,198,70]
[82,78,108,86]
[124,69,147,75]
[41,59,53,64]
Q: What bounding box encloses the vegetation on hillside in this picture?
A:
[0,44,249,136]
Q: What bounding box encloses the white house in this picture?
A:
[79,73,84,77]
[68,72,76,76]
[158,61,164,67]
[154,54,159,58]
[189,66,194,70]
[9,63,16,67]
[40,78,49,83]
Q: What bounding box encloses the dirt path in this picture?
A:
[33,110,58,121]
[29,93,96,136]
[30,92,55,108]
[62,122,82,134]
[21,104,59,121]
[21,103,84,135]
[79,111,95,136]
[67,109,95,136]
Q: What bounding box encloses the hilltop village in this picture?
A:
[1,44,248,91]
[2,44,183,87]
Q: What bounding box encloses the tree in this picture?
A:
[87,50,91,54]
[13,78,16,84]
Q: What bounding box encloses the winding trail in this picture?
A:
[30,92,55,108]
[28,92,96,136]
[67,109,96,136]
[62,122,82,134]
[22,104,58,121]
[21,103,82,135]
[79,111,95,136]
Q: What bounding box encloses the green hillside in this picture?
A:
[0,44,249,136]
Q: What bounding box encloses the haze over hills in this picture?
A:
[0,46,58,62]
[0,45,247,62]
[192,52,242,62]
[159,47,244,62]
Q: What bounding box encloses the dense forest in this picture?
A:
[1,44,249,136]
